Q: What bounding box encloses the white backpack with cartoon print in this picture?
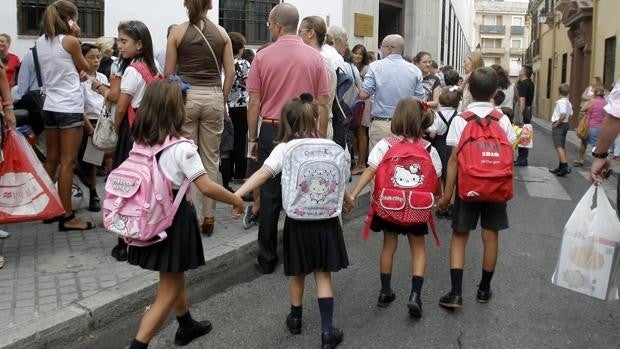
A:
[281,139,350,220]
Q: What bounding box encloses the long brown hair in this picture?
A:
[185,0,212,24]
[278,94,320,142]
[41,0,78,39]
[390,97,434,139]
[132,80,185,146]
[117,21,157,75]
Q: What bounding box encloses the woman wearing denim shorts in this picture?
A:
[37,1,95,231]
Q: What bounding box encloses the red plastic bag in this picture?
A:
[0,129,64,223]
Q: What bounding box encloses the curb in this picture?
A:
[0,188,371,349]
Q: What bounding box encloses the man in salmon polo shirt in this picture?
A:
[246,2,331,274]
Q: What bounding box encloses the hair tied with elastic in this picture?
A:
[449,85,459,92]
[418,100,430,111]
[299,93,314,103]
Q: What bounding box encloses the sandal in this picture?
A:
[0,256,5,269]
[573,160,584,167]
[43,215,64,224]
[58,214,96,232]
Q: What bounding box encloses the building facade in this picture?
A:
[2,1,475,73]
[474,0,531,77]
[525,0,619,121]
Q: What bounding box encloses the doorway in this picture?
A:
[379,0,404,48]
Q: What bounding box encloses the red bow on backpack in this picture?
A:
[418,101,430,111]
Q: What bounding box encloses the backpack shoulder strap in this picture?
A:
[460,110,476,121]
[487,108,504,121]
[129,61,156,84]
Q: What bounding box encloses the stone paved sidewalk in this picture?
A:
[0,179,254,334]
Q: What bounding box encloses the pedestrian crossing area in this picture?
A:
[514,166,617,207]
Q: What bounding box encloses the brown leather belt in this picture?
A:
[262,118,280,125]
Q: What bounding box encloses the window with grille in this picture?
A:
[603,36,616,90]
[219,0,279,45]
[17,0,104,38]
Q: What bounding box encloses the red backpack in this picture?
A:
[127,61,162,127]
[457,109,514,202]
[363,136,440,246]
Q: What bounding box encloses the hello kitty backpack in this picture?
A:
[103,137,192,246]
[281,138,350,220]
[363,136,440,245]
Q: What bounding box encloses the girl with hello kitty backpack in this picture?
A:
[347,96,442,319]
[120,80,244,349]
[235,94,352,349]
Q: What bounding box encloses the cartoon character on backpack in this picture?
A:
[392,165,425,188]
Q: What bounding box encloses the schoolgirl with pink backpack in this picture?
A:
[347,96,442,319]
[104,80,244,349]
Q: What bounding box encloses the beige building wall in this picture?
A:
[534,21,571,120]
[589,0,620,89]
[474,1,530,77]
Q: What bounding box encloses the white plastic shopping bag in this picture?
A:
[552,185,620,300]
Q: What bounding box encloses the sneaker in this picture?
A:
[0,230,10,239]
[243,205,259,229]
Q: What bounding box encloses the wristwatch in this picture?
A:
[591,150,609,159]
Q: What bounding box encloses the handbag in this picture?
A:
[92,104,118,150]
[576,115,589,140]
[0,129,65,223]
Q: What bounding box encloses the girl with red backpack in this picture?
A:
[126,80,244,349]
[91,20,161,262]
[347,97,442,318]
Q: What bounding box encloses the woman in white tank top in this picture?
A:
[37,0,93,231]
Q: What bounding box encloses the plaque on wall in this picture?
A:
[354,13,374,37]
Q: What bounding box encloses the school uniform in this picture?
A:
[367,136,442,235]
[113,62,149,169]
[128,142,206,272]
[431,107,458,180]
[262,139,349,277]
[445,102,517,232]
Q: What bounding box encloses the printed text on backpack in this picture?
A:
[457,109,514,202]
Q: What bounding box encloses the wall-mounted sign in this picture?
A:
[354,13,374,37]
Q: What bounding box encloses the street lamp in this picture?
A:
[538,11,548,24]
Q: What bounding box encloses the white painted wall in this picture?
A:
[1,1,211,58]
[451,0,475,49]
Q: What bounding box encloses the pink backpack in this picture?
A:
[103,137,192,246]
[127,61,162,127]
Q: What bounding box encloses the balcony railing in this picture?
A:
[511,26,525,35]
[480,25,506,34]
[481,47,505,55]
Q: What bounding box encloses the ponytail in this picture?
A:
[41,0,77,39]
[185,0,211,25]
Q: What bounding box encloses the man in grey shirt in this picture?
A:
[359,34,425,150]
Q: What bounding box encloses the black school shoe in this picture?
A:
[286,314,302,335]
[321,327,343,349]
[407,291,423,318]
[174,319,213,346]
[476,288,493,303]
[88,194,101,212]
[110,245,128,262]
[377,291,396,307]
[438,292,463,309]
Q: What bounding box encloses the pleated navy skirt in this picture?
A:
[128,197,205,272]
[283,217,349,277]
